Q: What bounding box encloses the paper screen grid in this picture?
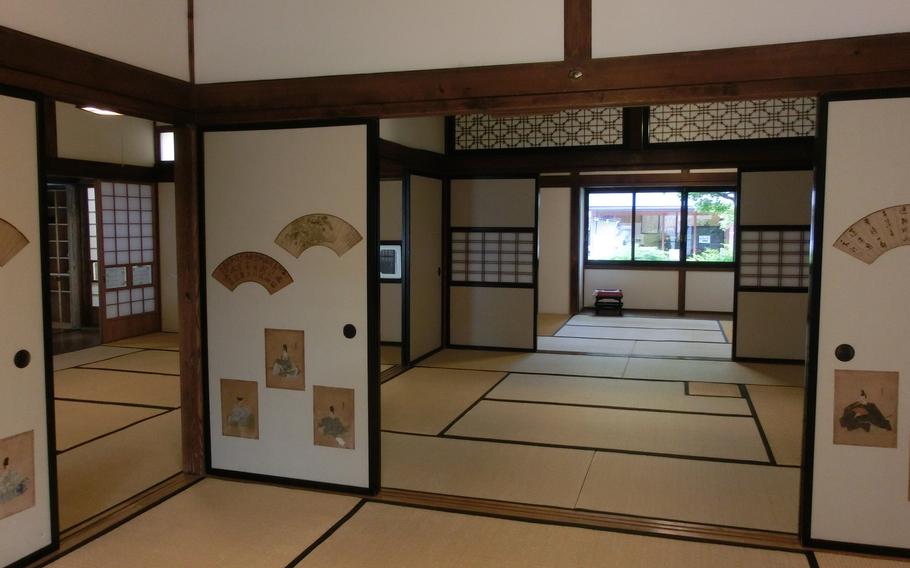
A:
[100,182,156,318]
[451,230,534,284]
[738,229,810,288]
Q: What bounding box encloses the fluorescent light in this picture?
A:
[80,106,122,116]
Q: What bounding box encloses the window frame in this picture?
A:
[584,186,738,268]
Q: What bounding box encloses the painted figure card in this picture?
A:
[313,386,354,450]
[833,370,898,448]
[221,379,260,439]
[0,430,36,520]
[265,329,305,390]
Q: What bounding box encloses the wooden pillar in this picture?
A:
[175,125,205,475]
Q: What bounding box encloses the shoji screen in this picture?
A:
[806,94,910,552]
[449,178,537,350]
[734,170,812,361]
[203,122,376,490]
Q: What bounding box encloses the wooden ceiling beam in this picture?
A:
[193,33,910,122]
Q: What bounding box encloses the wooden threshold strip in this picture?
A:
[373,487,803,552]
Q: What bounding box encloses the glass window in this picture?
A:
[585,188,735,265]
[686,191,736,262]
[633,191,681,262]
[587,193,632,261]
[159,131,175,162]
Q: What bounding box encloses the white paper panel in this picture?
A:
[810,97,910,548]
[734,291,807,360]
[408,175,443,361]
[0,0,189,80]
[56,103,155,167]
[380,118,445,154]
[0,94,53,565]
[194,0,563,83]
[592,0,910,58]
[538,188,571,314]
[204,125,370,488]
[450,287,535,349]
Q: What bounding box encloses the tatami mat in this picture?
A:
[296,501,810,568]
[631,340,731,358]
[56,410,182,530]
[55,400,166,452]
[568,314,722,331]
[380,364,393,372]
[105,332,180,351]
[382,432,593,508]
[487,373,750,415]
[537,336,634,355]
[575,452,800,533]
[558,324,727,343]
[55,368,180,408]
[624,357,805,386]
[421,349,629,379]
[746,385,805,466]
[82,349,180,375]
[53,346,141,371]
[382,367,506,434]
[816,552,910,568]
[447,400,769,461]
[719,319,733,342]
[49,478,360,568]
[689,382,741,397]
[537,313,570,336]
[380,344,401,365]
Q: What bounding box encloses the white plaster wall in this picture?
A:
[380,117,445,154]
[592,0,910,58]
[56,102,155,167]
[584,269,677,311]
[157,183,178,333]
[685,271,734,313]
[740,170,813,226]
[0,0,189,80]
[538,187,570,314]
[450,178,536,228]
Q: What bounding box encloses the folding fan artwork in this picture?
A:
[0,219,28,267]
[833,204,910,264]
[274,213,363,258]
[211,251,293,295]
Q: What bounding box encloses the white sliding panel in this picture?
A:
[807,95,910,550]
[408,175,443,362]
[0,92,56,566]
[204,122,376,490]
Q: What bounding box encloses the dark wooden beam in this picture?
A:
[379,139,446,177]
[45,157,171,183]
[447,138,814,176]
[564,0,592,62]
[42,96,57,158]
[622,107,645,151]
[187,0,196,84]
[569,181,580,313]
[193,33,910,123]
[539,171,738,187]
[0,25,191,123]
[174,125,205,475]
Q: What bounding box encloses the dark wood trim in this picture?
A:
[187,0,195,84]
[45,157,171,184]
[622,107,645,150]
[540,171,738,188]
[42,96,57,158]
[564,0,592,62]
[448,138,814,176]
[192,33,910,123]
[677,270,686,315]
[174,125,205,475]
[569,181,580,313]
[379,139,446,178]
[0,25,190,123]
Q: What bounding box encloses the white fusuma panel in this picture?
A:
[204,123,373,489]
[809,96,910,549]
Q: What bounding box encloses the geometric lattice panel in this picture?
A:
[454,107,623,150]
[739,228,810,289]
[649,98,816,143]
[451,229,534,284]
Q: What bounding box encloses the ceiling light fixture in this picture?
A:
[79,106,122,116]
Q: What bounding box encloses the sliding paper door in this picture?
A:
[806,94,910,550]
[408,174,443,362]
[203,122,377,490]
[0,92,56,566]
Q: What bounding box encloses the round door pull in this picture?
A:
[343,324,357,339]
[835,344,855,362]
[13,350,31,369]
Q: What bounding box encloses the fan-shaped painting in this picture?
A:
[275,214,363,258]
